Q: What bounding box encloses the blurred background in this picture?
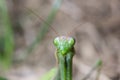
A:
[0,0,120,80]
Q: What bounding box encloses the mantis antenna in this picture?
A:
[67,22,84,36]
[23,6,60,36]
[24,6,76,80]
[23,6,85,37]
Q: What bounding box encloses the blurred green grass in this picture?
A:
[0,0,62,79]
[0,77,7,80]
[0,0,62,71]
[0,0,14,69]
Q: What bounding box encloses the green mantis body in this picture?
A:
[53,36,75,80]
[41,36,75,80]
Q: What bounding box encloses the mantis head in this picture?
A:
[53,36,75,55]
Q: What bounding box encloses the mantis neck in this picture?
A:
[57,48,75,80]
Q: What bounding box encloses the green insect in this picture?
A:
[53,36,75,80]
[25,5,102,80]
[40,36,76,80]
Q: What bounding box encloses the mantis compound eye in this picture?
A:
[68,38,75,46]
[53,37,59,46]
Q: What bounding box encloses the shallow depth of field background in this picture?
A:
[0,0,120,80]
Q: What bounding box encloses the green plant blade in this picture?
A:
[0,77,7,80]
[0,0,14,69]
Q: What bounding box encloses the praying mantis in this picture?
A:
[23,0,103,80]
[24,0,76,80]
[38,9,76,80]
[25,4,76,80]
[53,36,75,80]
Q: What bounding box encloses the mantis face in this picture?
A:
[53,36,75,55]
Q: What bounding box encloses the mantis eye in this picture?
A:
[53,37,59,46]
[68,38,75,46]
